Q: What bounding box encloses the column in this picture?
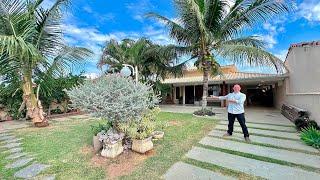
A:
[182,86,185,105]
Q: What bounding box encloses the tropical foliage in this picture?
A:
[98,38,185,82]
[0,0,92,126]
[147,0,292,107]
[300,126,320,149]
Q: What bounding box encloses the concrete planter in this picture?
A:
[93,136,103,153]
[152,131,164,139]
[101,141,124,158]
[132,137,153,154]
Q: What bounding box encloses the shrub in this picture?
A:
[119,108,160,140]
[294,117,320,131]
[90,121,112,136]
[66,74,159,125]
[193,108,215,116]
[300,126,320,149]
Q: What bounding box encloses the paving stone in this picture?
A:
[5,157,33,169]
[14,163,50,179]
[218,121,296,132]
[6,147,23,153]
[209,130,320,153]
[165,162,236,180]
[5,152,28,160]
[200,137,320,169]
[41,175,56,180]
[1,142,21,149]
[2,138,22,144]
[0,135,16,141]
[0,133,12,137]
[215,125,300,139]
[187,147,320,180]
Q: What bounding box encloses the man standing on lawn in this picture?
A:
[210,84,251,142]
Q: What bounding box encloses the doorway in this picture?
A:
[185,86,195,104]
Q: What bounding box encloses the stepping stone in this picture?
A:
[2,138,22,144]
[165,162,235,180]
[0,135,16,141]
[5,152,28,160]
[41,175,56,180]
[218,121,296,132]
[0,133,12,137]
[187,147,320,180]
[215,125,300,140]
[14,163,50,179]
[1,142,21,149]
[209,130,320,153]
[219,117,295,126]
[6,147,23,153]
[200,137,320,169]
[5,157,33,169]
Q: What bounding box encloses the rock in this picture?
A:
[101,141,123,158]
[93,136,103,153]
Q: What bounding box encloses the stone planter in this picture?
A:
[101,141,124,158]
[132,137,153,154]
[93,136,103,153]
[152,131,164,139]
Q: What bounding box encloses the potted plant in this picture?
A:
[100,128,125,158]
[128,108,159,153]
[91,122,111,153]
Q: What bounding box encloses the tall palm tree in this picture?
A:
[147,0,292,108]
[98,38,185,82]
[0,0,92,127]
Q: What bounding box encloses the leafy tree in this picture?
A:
[147,0,292,107]
[0,0,92,126]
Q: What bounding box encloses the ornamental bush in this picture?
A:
[66,74,159,124]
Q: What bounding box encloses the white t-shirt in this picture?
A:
[219,92,246,114]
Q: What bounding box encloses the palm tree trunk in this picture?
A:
[202,62,209,108]
[22,76,49,127]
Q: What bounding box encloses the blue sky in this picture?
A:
[44,0,320,77]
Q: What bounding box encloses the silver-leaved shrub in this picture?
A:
[66,74,159,124]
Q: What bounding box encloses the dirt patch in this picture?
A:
[80,145,93,155]
[168,120,183,127]
[90,149,155,179]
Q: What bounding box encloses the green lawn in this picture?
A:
[0,112,217,180]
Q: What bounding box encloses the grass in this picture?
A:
[0,112,217,180]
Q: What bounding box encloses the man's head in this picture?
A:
[233,84,241,93]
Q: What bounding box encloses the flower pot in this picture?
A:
[101,140,124,158]
[132,137,153,154]
[152,131,164,139]
[93,136,103,153]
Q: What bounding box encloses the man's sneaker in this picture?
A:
[222,133,232,138]
[244,137,251,143]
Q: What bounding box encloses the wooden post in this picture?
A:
[222,81,227,107]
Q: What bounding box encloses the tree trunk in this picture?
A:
[202,62,209,109]
[22,76,49,127]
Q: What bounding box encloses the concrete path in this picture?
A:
[163,108,320,179]
[0,130,54,179]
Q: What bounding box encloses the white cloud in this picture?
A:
[274,50,288,61]
[125,0,155,22]
[256,34,277,49]
[299,0,320,22]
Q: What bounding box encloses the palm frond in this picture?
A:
[217,43,286,73]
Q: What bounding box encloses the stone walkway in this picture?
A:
[163,108,320,180]
[0,129,54,179]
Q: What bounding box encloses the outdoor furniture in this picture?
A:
[281,104,309,122]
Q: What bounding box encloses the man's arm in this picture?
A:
[210,95,228,100]
[229,94,246,104]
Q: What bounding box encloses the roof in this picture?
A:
[162,72,288,85]
[285,40,320,61]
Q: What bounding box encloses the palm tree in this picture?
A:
[98,38,185,82]
[0,0,92,127]
[147,0,292,108]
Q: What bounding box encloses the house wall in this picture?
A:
[276,45,320,124]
